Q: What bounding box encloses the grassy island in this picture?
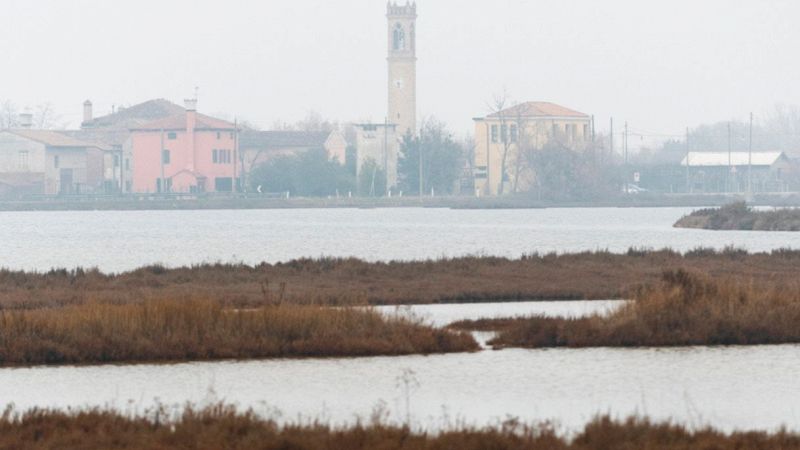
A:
[0,300,477,366]
[0,405,798,449]
[675,202,800,231]
[451,270,800,348]
[3,248,800,309]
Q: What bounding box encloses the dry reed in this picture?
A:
[3,248,800,309]
[0,299,478,366]
[0,405,798,449]
[463,270,800,348]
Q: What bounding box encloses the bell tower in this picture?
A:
[387,2,417,137]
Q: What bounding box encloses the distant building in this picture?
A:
[473,101,591,196]
[64,98,186,193]
[353,2,417,195]
[129,99,238,193]
[354,123,399,193]
[0,129,104,195]
[387,1,417,137]
[681,151,794,193]
[238,129,347,187]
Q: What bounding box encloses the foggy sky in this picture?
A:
[3,0,799,147]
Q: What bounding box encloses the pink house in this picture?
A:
[130,100,238,193]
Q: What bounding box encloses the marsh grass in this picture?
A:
[0,299,478,366]
[3,248,800,309]
[456,270,800,348]
[0,405,798,449]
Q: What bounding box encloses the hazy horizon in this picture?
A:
[3,0,799,149]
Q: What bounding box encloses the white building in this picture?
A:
[0,130,104,195]
[354,123,399,193]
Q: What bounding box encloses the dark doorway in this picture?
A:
[59,168,73,195]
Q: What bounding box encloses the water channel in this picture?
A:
[1,300,797,434]
[1,207,799,272]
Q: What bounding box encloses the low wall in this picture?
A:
[1,192,800,211]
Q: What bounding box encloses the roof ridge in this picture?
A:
[6,129,101,148]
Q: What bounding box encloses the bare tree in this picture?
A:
[510,112,529,194]
[513,118,553,195]
[0,100,19,129]
[486,91,515,195]
[763,104,800,153]
[0,100,64,129]
[295,111,338,133]
[271,111,339,133]
[33,103,65,129]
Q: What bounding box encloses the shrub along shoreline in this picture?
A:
[675,202,800,230]
[0,405,799,450]
[3,248,800,309]
[0,299,478,367]
[450,270,800,348]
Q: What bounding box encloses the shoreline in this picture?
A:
[3,192,800,211]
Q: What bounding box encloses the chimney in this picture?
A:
[19,113,33,129]
[185,99,197,171]
[83,100,93,124]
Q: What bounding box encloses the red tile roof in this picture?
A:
[133,112,236,131]
[487,101,589,119]
[82,99,186,129]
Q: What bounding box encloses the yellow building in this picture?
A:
[473,101,591,195]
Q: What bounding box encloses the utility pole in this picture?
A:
[727,122,732,194]
[624,121,629,193]
[233,118,238,193]
[159,128,165,194]
[747,112,753,198]
[418,131,423,198]
[118,147,124,195]
[609,117,614,166]
[685,127,690,193]
[624,121,629,165]
[383,117,389,196]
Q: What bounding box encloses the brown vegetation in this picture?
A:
[0,299,477,366]
[675,202,800,230]
[4,248,800,309]
[1,405,798,449]
[463,270,800,348]
[448,317,522,332]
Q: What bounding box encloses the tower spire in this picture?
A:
[387,1,417,136]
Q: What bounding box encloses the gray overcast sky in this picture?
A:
[3,0,799,145]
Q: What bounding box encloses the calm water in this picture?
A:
[1,207,799,272]
[374,300,624,327]
[1,301,798,433]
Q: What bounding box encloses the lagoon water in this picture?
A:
[1,301,798,433]
[1,207,800,272]
[2,207,799,433]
